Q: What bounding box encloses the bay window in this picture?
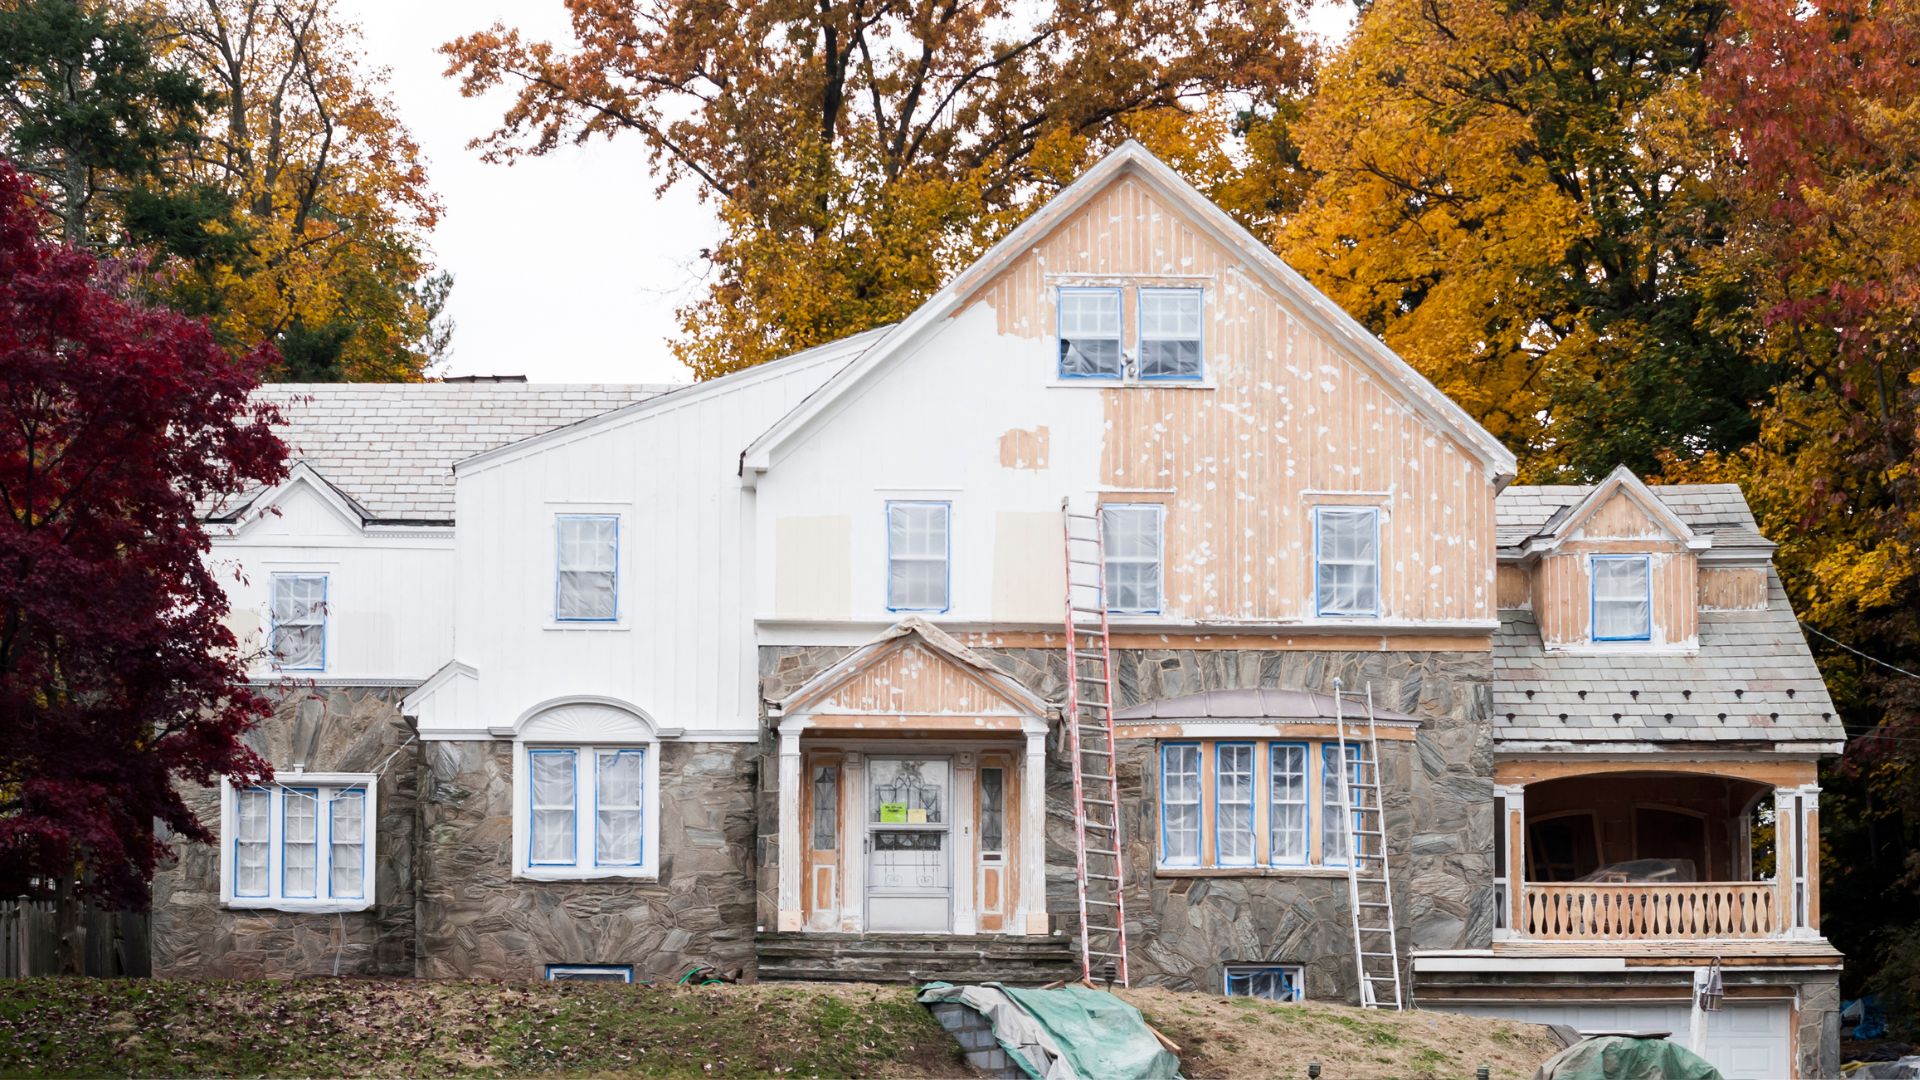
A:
[222,776,375,910]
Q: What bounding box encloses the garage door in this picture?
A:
[1441,1000,1793,1079]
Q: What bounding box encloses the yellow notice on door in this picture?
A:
[879,803,906,823]
[907,808,928,824]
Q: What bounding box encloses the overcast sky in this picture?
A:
[339,0,1355,386]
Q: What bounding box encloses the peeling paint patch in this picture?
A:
[997,426,1051,470]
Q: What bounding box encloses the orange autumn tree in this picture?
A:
[442,0,1310,378]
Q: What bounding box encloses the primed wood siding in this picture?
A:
[1533,543,1697,648]
[800,642,1024,717]
[1497,565,1532,610]
[967,177,1496,624]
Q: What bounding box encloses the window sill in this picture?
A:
[1155,866,1352,880]
[1047,380,1215,391]
[543,623,632,633]
[516,868,659,883]
[223,898,374,914]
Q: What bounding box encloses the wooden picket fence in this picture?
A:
[0,899,149,977]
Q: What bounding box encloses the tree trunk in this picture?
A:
[52,874,82,976]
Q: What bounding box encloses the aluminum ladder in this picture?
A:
[1059,499,1131,986]
[1332,679,1404,1009]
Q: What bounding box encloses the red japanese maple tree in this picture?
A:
[0,161,286,966]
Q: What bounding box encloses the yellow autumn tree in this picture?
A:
[152,0,447,381]
[1278,0,1759,478]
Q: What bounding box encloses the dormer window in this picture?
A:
[1058,288,1122,378]
[1591,555,1652,642]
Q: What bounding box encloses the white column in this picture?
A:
[1773,784,1797,937]
[776,728,804,931]
[1019,731,1049,935]
[843,752,866,932]
[953,752,978,935]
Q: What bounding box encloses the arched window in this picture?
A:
[511,700,661,880]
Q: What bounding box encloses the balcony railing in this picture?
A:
[1519,882,1782,940]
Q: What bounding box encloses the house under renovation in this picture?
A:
[152,144,1845,1079]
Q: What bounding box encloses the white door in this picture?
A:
[865,758,953,932]
[1442,1001,1793,1079]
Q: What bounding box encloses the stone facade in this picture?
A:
[150,686,418,978]
[755,643,1495,1002]
[415,739,758,981]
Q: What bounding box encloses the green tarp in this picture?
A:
[1534,1036,1723,1080]
[918,981,1181,1080]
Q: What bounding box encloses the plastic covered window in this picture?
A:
[595,749,645,866]
[1321,744,1362,864]
[1269,744,1309,864]
[270,574,327,670]
[329,790,365,898]
[1226,965,1304,1001]
[1138,289,1203,379]
[1315,508,1380,617]
[887,502,950,611]
[282,788,319,898]
[1160,744,1202,865]
[555,516,619,621]
[1058,288,1122,378]
[234,787,271,897]
[529,749,578,865]
[1215,744,1256,866]
[1101,504,1164,614]
[1592,555,1652,641]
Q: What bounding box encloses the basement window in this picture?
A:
[1225,964,1305,1002]
[222,776,374,912]
[546,964,633,983]
[1058,288,1123,378]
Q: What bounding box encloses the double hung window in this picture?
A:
[1314,508,1380,617]
[270,574,327,670]
[1058,289,1123,378]
[555,515,619,621]
[1100,504,1164,614]
[1591,555,1652,641]
[886,502,950,612]
[1137,289,1203,379]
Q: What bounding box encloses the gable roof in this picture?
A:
[205,383,675,524]
[738,141,1518,486]
[1519,464,1702,555]
[776,617,1051,718]
[1497,481,1774,559]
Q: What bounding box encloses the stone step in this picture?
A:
[755,932,1079,986]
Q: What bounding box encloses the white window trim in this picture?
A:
[218,773,375,913]
[512,739,661,881]
[546,964,634,982]
[1101,504,1165,615]
[885,500,952,614]
[1312,506,1382,618]
[1224,963,1306,1001]
[268,572,329,673]
[1589,553,1654,643]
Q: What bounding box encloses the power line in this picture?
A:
[1800,621,1920,681]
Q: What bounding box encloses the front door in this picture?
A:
[865,757,952,931]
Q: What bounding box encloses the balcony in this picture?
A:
[1495,765,1822,945]
[1519,881,1781,940]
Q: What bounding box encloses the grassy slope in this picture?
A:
[0,978,1561,1079]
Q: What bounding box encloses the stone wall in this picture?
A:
[150,686,418,978]
[415,740,758,981]
[756,643,1495,1001]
